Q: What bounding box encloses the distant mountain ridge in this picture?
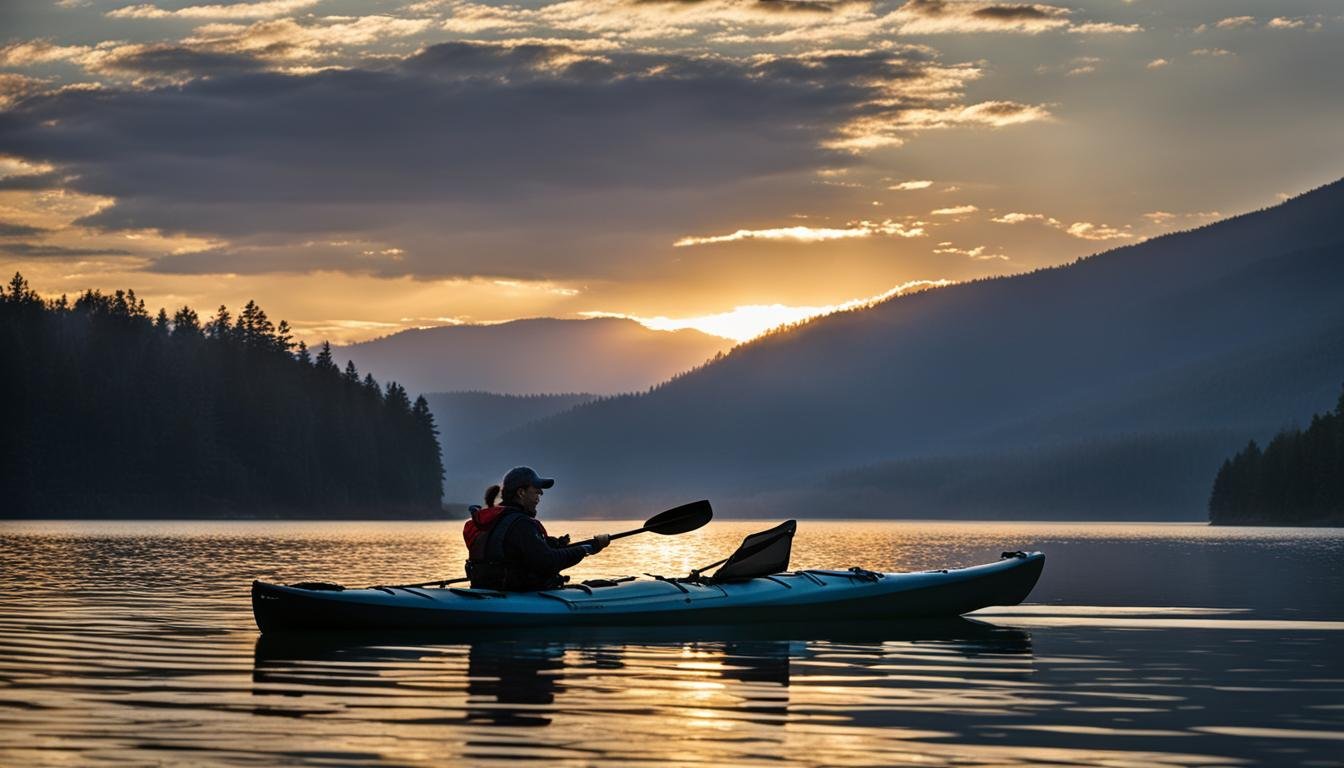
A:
[338,317,732,397]
[453,179,1344,519]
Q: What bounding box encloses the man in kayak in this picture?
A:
[463,466,609,591]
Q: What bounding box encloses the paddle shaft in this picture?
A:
[389,532,623,589]
[570,527,644,548]
[387,500,712,589]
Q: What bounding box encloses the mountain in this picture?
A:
[337,318,731,397]
[455,179,1344,519]
[425,391,596,501]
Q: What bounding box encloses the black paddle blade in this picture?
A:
[707,519,796,582]
[644,499,713,535]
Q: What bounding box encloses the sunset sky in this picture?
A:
[1,0,1340,343]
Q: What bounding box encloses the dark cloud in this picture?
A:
[0,171,67,190]
[972,5,1056,21]
[0,243,133,257]
[0,42,969,277]
[901,0,951,16]
[0,222,50,236]
[899,0,1069,22]
[88,45,270,80]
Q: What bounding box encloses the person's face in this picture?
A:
[517,485,542,513]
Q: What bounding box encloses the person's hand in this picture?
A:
[556,534,571,546]
[589,533,611,554]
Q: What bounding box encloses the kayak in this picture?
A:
[251,551,1044,633]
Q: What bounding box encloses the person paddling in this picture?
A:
[463,467,609,591]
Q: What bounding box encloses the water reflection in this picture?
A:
[252,620,1032,737]
[4,521,1343,767]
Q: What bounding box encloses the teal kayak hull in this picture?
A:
[251,552,1044,633]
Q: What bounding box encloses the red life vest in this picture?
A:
[463,505,549,560]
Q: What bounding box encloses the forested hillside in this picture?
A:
[457,179,1344,518]
[1209,386,1344,525]
[0,274,444,517]
[425,391,594,499]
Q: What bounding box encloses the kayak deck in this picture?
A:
[252,551,1044,633]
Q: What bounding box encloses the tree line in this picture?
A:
[1209,384,1344,525]
[1,273,444,517]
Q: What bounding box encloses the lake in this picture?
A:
[1,520,1342,766]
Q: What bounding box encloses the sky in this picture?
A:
[1,0,1341,344]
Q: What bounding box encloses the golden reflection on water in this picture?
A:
[1,520,1342,767]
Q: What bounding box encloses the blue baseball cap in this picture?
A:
[502,466,555,491]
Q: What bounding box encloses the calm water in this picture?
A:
[1,520,1342,767]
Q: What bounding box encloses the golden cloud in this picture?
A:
[673,218,925,247]
[106,0,324,20]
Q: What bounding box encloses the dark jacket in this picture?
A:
[464,504,587,591]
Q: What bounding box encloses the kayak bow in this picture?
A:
[252,551,1044,633]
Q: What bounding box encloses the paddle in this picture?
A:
[385,500,714,589]
[569,499,713,548]
[688,519,796,581]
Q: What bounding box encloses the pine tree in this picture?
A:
[315,341,337,373]
[6,272,38,304]
[275,320,294,353]
[172,306,201,337]
[384,382,411,415]
[207,305,232,340]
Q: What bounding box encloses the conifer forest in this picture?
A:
[1,273,444,517]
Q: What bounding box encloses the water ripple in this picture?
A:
[2,520,1342,766]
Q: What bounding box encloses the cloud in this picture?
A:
[106,0,325,20]
[1067,56,1099,76]
[893,0,1072,34]
[0,222,52,236]
[1193,15,1320,34]
[1266,17,1307,30]
[1063,221,1131,240]
[1214,15,1256,30]
[0,73,50,108]
[0,242,134,257]
[1067,22,1140,34]
[673,218,925,246]
[0,42,1020,278]
[931,204,977,215]
[933,242,1006,260]
[1143,210,1220,227]
[1146,58,1168,69]
[991,210,1131,240]
[81,44,272,80]
[889,179,933,190]
[0,40,95,67]
[183,16,436,60]
[1191,47,1232,57]
[0,171,70,190]
[830,99,1050,149]
[991,211,1053,224]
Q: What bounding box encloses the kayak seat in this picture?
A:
[708,520,797,583]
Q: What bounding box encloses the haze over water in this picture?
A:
[1,520,1341,767]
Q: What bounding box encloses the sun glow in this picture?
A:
[582,279,951,342]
